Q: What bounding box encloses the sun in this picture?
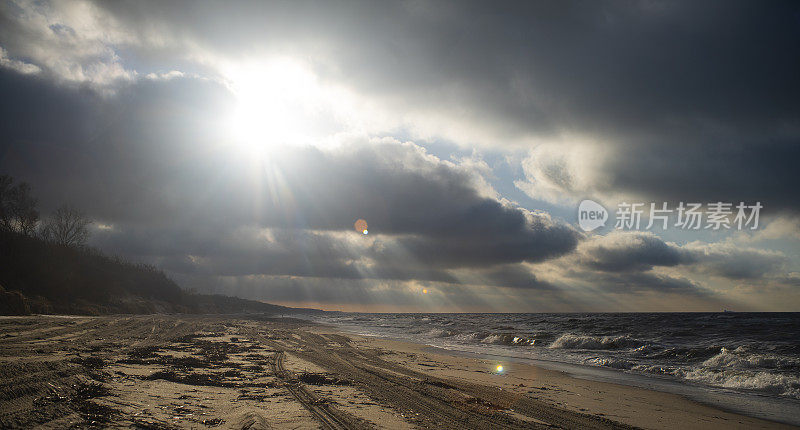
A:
[225,59,319,154]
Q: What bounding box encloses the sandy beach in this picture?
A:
[0,314,794,429]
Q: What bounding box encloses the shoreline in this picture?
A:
[316,325,799,429]
[1,314,796,429]
[417,343,800,427]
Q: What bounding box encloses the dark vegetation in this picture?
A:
[0,174,314,315]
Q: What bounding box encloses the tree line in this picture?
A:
[0,173,184,313]
[0,175,91,247]
[0,174,300,315]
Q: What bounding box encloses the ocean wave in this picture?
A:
[642,345,721,362]
[583,356,634,370]
[683,368,800,399]
[549,334,644,350]
[701,347,800,371]
[316,313,800,401]
[632,363,682,376]
[447,332,479,343]
[424,328,456,338]
[480,334,536,346]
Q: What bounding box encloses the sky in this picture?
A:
[1,0,799,312]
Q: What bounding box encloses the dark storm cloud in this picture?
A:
[477,264,556,291]
[682,242,788,281]
[579,232,687,273]
[389,217,577,268]
[3,0,799,211]
[0,71,99,144]
[588,271,706,296]
[81,1,799,129]
[575,231,788,283]
[0,69,235,219]
[107,1,797,210]
[0,69,578,292]
[597,139,800,212]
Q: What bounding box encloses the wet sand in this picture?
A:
[0,315,794,429]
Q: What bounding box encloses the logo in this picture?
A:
[576,200,762,232]
[578,199,608,232]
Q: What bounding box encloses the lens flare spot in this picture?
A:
[496,365,504,373]
[354,219,368,235]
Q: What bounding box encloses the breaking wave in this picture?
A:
[480,334,536,346]
[684,368,800,398]
[316,312,800,400]
[549,334,645,350]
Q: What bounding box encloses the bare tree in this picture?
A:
[41,205,91,247]
[11,183,39,235]
[0,175,39,235]
[0,175,12,231]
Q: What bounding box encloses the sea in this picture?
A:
[310,312,800,424]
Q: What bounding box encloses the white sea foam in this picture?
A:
[700,346,796,370]
[549,333,644,350]
[583,356,634,370]
[683,368,800,398]
[480,333,535,345]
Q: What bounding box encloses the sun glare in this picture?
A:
[226,59,321,154]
